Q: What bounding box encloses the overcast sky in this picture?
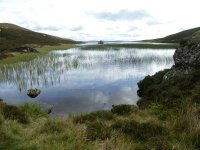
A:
[0,0,200,41]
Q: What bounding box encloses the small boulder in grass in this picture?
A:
[27,88,41,98]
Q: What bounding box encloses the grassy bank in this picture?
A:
[80,43,179,50]
[0,44,77,64]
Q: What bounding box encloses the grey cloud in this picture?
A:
[33,25,65,31]
[70,26,84,31]
[146,20,161,25]
[90,10,151,21]
[179,28,185,31]
[147,20,175,26]
[8,18,64,32]
[32,25,84,33]
[109,33,140,38]
[0,0,9,3]
[117,34,136,37]
[128,26,139,31]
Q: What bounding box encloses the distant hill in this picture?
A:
[0,23,77,52]
[144,27,200,43]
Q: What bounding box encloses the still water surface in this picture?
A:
[0,46,175,115]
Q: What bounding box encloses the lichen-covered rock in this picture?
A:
[162,41,200,80]
[173,41,200,66]
[163,66,194,81]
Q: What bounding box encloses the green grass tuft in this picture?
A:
[112,119,167,141]
[74,110,114,124]
[111,104,138,115]
[86,120,111,140]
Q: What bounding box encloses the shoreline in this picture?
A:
[0,42,179,65]
[0,44,78,64]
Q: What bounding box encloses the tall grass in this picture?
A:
[1,102,199,149]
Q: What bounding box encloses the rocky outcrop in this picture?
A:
[173,41,200,67]
[163,41,200,80]
[163,66,194,80]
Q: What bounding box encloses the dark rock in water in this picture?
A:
[98,40,104,44]
[28,94,39,98]
[27,88,41,98]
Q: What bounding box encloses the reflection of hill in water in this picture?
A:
[0,48,175,91]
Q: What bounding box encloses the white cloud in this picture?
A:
[0,0,200,41]
[89,10,151,21]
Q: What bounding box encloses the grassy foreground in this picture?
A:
[0,98,200,150]
[0,44,77,64]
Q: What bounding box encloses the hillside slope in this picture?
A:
[0,23,77,51]
[144,27,200,43]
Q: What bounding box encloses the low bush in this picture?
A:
[136,68,200,111]
[150,103,171,120]
[194,129,200,149]
[180,39,188,46]
[137,98,152,109]
[177,77,195,91]
[137,70,169,98]
[86,120,111,140]
[40,119,66,133]
[137,75,155,97]
[112,120,167,141]
[20,103,47,119]
[111,104,137,115]
[192,94,200,104]
[135,137,172,150]
[193,70,200,81]
[1,103,29,124]
[74,110,114,124]
[0,130,19,150]
[173,105,200,133]
[0,115,3,126]
[167,88,182,100]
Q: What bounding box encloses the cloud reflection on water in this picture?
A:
[0,47,175,115]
